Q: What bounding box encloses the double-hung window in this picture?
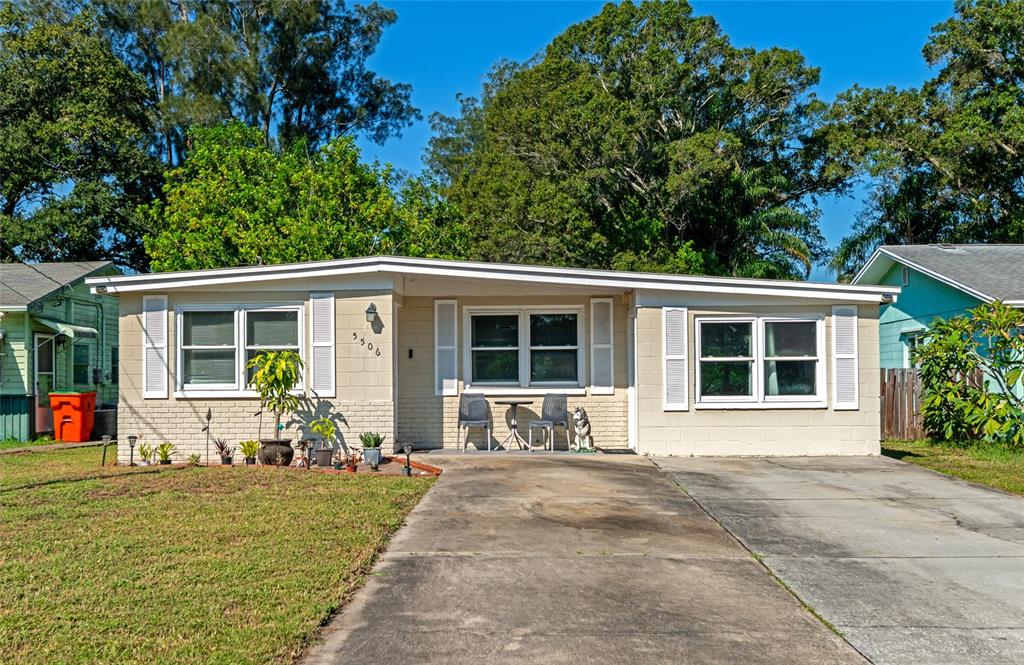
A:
[466,308,582,389]
[181,310,237,389]
[696,316,824,407]
[177,304,303,393]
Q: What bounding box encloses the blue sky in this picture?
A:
[354,1,955,280]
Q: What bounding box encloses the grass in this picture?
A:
[0,446,434,664]
[883,439,1024,496]
[0,436,60,451]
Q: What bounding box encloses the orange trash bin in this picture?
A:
[49,391,97,442]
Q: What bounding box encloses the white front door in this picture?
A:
[34,334,56,433]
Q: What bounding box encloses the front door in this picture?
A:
[34,334,55,434]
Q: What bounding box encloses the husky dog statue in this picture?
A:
[572,407,593,451]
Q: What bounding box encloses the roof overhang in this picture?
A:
[87,256,899,304]
[853,247,994,302]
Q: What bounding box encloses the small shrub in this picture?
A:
[138,443,154,464]
[214,438,234,458]
[156,443,176,462]
[187,453,201,466]
[358,432,385,448]
[239,439,260,459]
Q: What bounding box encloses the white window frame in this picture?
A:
[462,305,585,394]
[903,329,925,369]
[175,302,304,397]
[694,315,826,409]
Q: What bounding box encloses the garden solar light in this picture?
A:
[365,303,377,322]
[127,435,138,466]
[100,435,112,467]
[402,443,413,476]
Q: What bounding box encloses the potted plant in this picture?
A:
[138,442,153,466]
[309,416,337,468]
[156,442,175,465]
[187,453,201,466]
[247,350,303,466]
[359,432,384,470]
[239,440,260,465]
[214,438,234,465]
[344,450,359,473]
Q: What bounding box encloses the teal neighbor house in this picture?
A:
[0,262,120,442]
[853,244,1024,369]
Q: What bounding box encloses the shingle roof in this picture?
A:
[875,244,1024,302]
[0,261,113,308]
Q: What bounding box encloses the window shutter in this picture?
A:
[590,298,614,394]
[663,307,688,410]
[832,305,859,410]
[310,293,335,397]
[434,300,458,396]
[142,295,168,399]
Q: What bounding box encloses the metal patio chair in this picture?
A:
[527,393,570,451]
[458,393,492,452]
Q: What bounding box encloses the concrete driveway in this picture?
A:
[303,455,863,665]
[655,455,1024,665]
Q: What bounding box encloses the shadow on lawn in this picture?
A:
[881,446,924,460]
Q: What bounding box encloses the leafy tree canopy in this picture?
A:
[0,5,159,269]
[144,122,468,271]
[426,0,841,278]
[91,0,420,164]
[829,0,1024,279]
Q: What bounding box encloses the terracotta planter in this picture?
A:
[258,439,293,466]
[345,464,357,473]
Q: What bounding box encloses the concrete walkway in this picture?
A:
[655,455,1024,665]
[303,455,864,665]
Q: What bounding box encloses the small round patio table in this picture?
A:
[494,399,533,452]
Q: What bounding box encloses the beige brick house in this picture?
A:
[86,257,897,463]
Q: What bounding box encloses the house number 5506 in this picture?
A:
[353,332,382,356]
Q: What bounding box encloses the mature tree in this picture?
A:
[426,1,840,278]
[144,122,465,271]
[93,0,418,164]
[828,0,1024,279]
[0,5,159,269]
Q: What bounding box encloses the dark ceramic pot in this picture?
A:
[220,456,233,466]
[258,439,294,466]
[159,459,171,465]
[244,457,256,465]
[314,449,334,468]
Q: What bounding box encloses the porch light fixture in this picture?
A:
[402,443,413,476]
[127,435,138,466]
[365,303,378,323]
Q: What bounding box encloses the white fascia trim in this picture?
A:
[693,401,827,410]
[855,248,995,303]
[87,256,898,302]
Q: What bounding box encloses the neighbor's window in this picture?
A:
[530,313,579,383]
[181,310,236,387]
[470,314,519,384]
[904,332,924,369]
[73,343,91,385]
[764,321,818,398]
[245,309,300,384]
[698,321,754,398]
[110,348,119,385]
[696,317,823,405]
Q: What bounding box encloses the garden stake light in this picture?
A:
[202,408,212,466]
[127,435,138,466]
[403,443,413,476]
[100,435,112,467]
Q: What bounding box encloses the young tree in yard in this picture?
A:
[0,6,160,269]
[828,0,1024,279]
[916,302,1024,447]
[426,1,840,278]
[144,122,467,271]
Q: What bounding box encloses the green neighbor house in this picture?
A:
[0,262,120,442]
[853,244,1024,370]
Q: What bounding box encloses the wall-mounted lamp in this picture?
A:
[365,303,378,323]
[0,328,6,343]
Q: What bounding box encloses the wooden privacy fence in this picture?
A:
[881,368,925,441]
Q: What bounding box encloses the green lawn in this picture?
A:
[0,436,60,451]
[883,440,1024,496]
[0,446,433,664]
